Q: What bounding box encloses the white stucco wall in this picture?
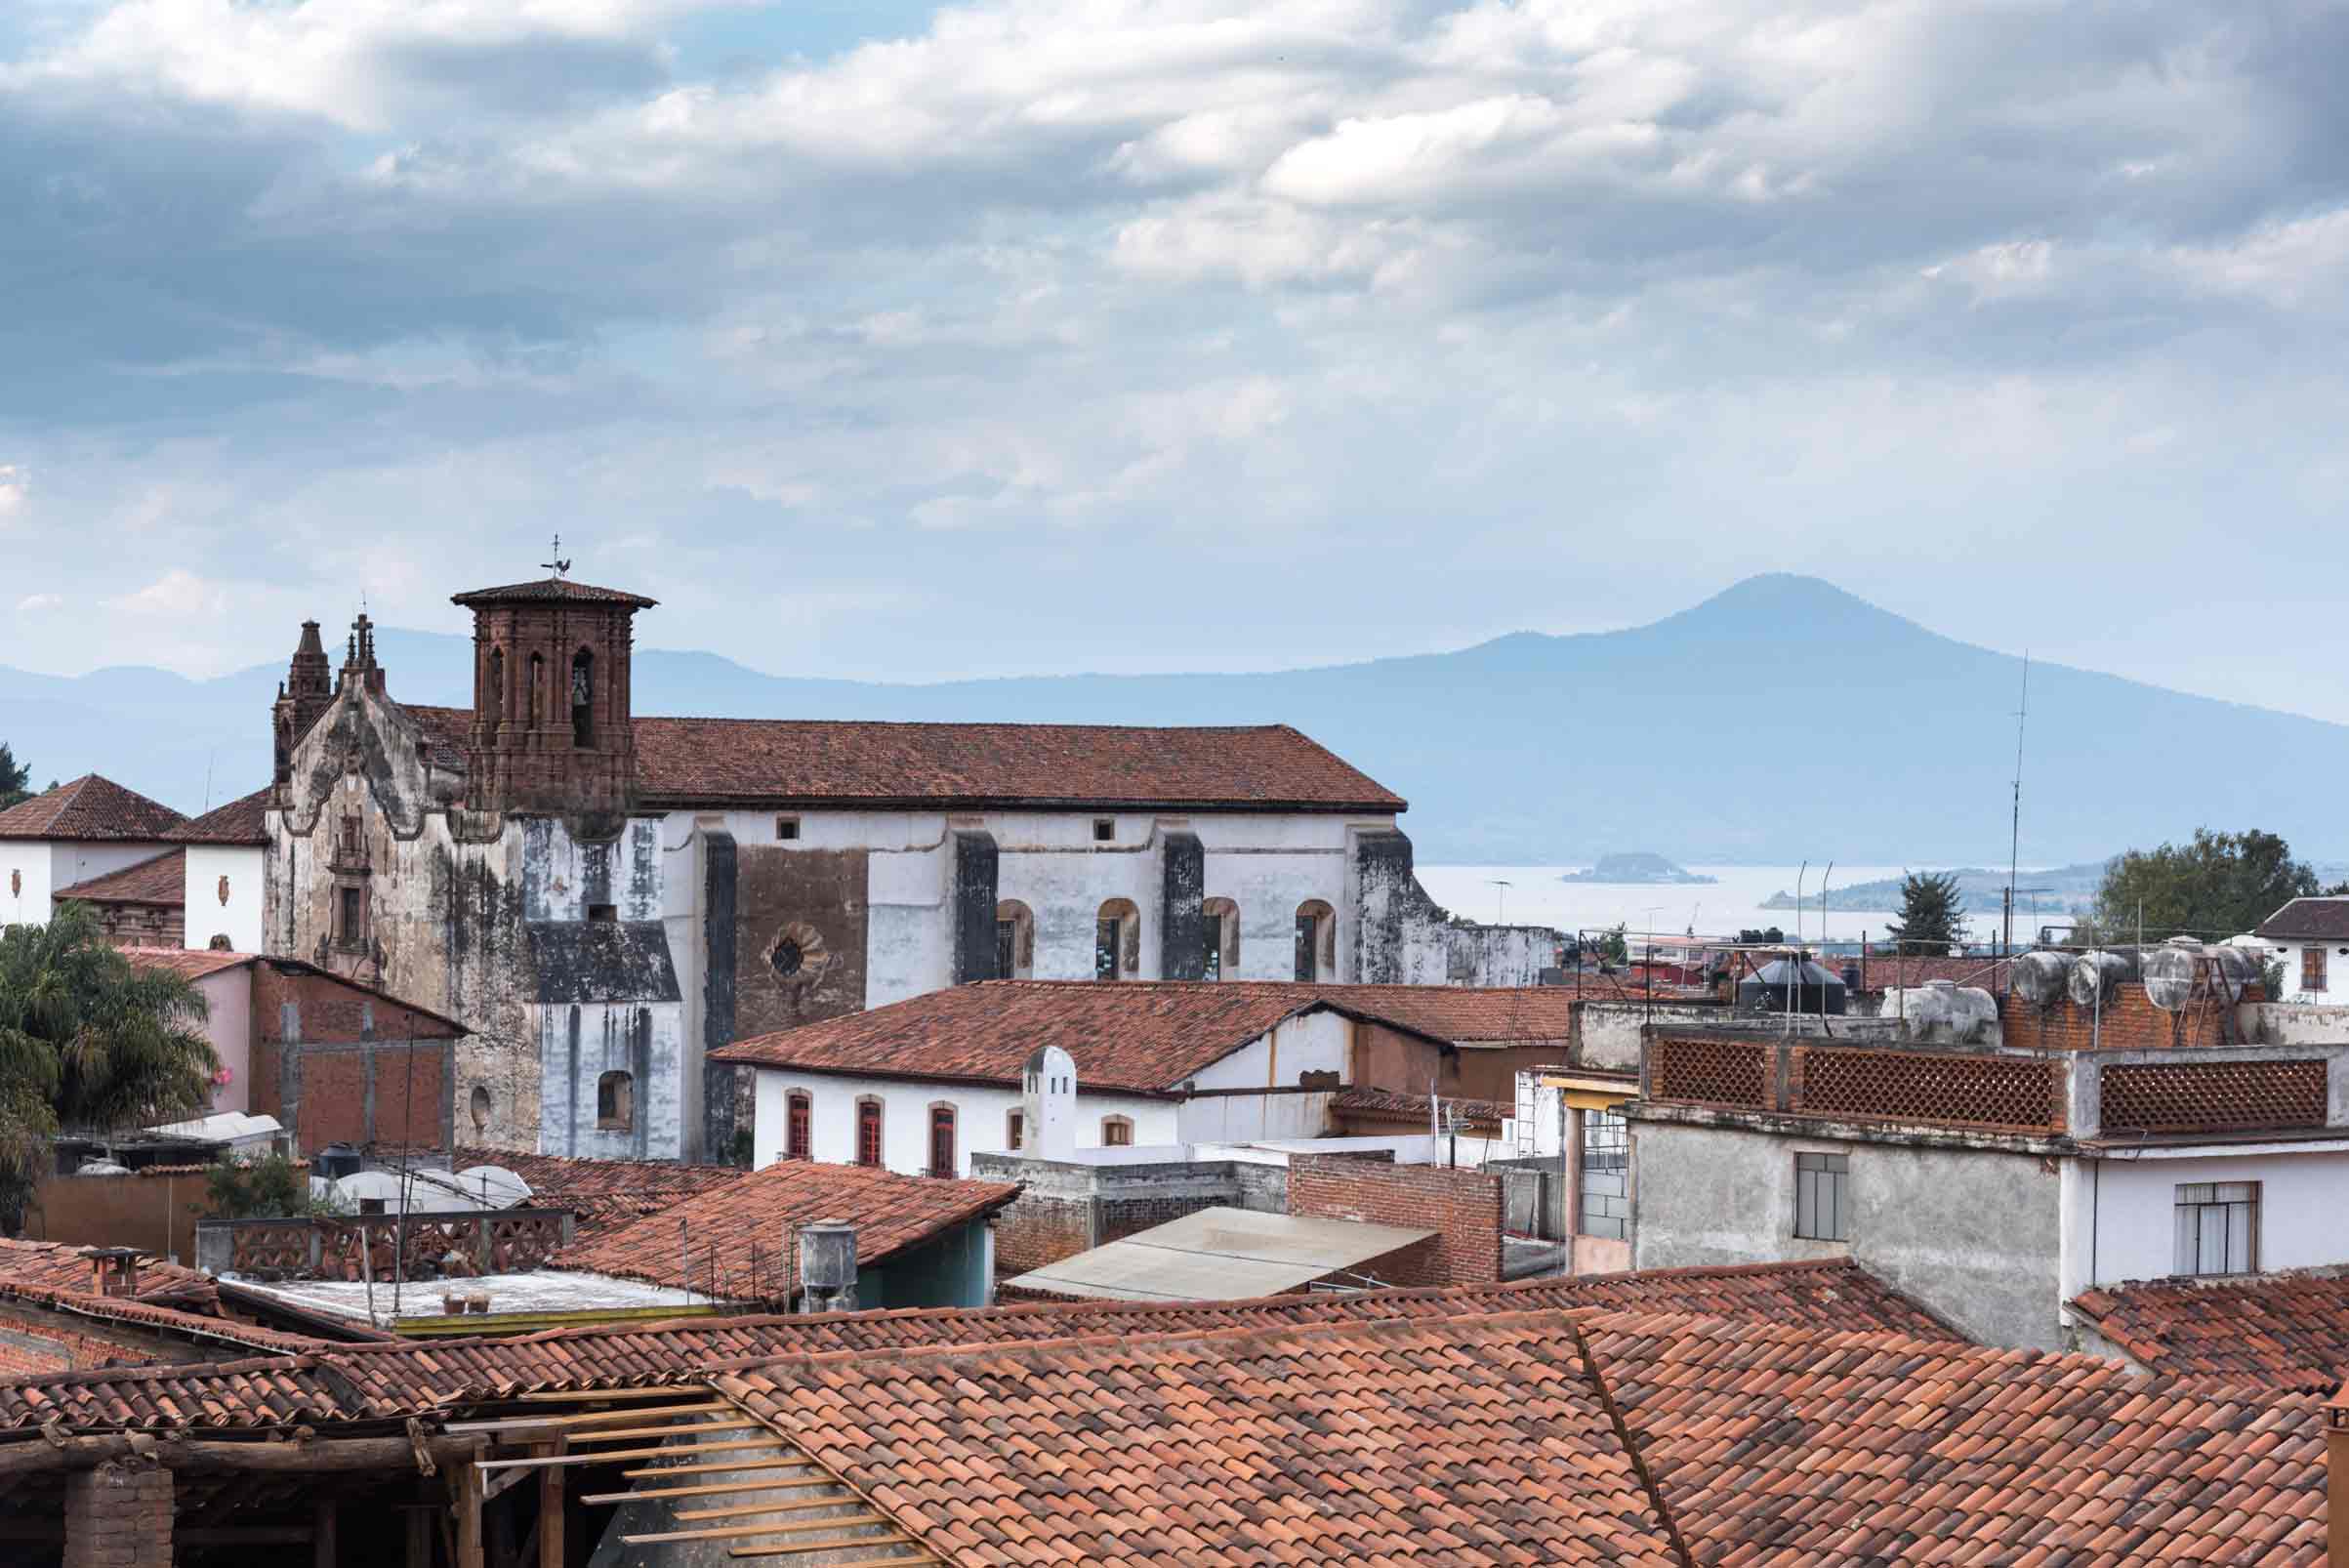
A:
[538,999,689,1160]
[183,845,267,953]
[2058,1142,2349,1300]
[196,967,252,1114]
[2258,938,2346,1004]
[0,841,53,928]
[749,1068,1175,1176]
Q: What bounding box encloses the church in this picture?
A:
[263,570,1546,1163]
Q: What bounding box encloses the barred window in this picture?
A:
[1578,1108,1629,1240]
[1793,1152,1850,1241]
[2173,1181,2258,1276]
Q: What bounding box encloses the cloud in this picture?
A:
[0,0,2344,714]
[15,594,62,616]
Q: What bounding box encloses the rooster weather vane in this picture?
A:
[543,535,571,579]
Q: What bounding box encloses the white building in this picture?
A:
[0,774,185,930]
[251,579,1545,1165]
[1625,1022,2349,1352]
[715,980,1469,1176]
[2252,896,2349,1003]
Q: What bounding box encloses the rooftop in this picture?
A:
[53,847,183,906]
[221,1269,718,1334]
[555,1158,1020,1299]
[2257,895,2349,942]
[443,1146,751,1243]
[164,784,272,846]
[448,575,659,608]
[0,774,185,843]
[2068,1272,2349,1392]
[405,706,1406,812]
[1005,1206,1439,1302]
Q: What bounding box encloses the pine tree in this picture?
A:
[1884,871,1965,953]
[0,743,29,811]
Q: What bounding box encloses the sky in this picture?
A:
[3,0,2345,714]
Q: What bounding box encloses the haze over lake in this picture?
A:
[1417,865,2013,947]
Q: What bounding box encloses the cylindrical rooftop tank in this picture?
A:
[314,1142,363,1180]
[1736,957,1846,1015]
[796,1219,858,1315]
[2011,950,2072,1008]
[2068,951,2135,1010]
[2142,938,2203,1011]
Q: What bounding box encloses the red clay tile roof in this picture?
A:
[1330,1085,1506,1126]
[0,1355,352,1431]
[2067,1274,2349,1391]
[712,980,1415,1094]
[2256,896,2349,941]
[0,1259,1951,1430]
[0,774,185,842]
[0,1238,211,1308]
[0,1239,312,1364]
[54,848,184,906]
[403,706,1403,812]
[120,947,259,981]
[718,1310,1687,1567]
[165,785,273,846]
[449,576,658,607]
[446,1147,749,1243]
[1307,982,1579,1041]
[556,1159,1019,1300]
[1586,1307,2329,1565]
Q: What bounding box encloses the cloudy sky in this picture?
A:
[3,0,2345,715]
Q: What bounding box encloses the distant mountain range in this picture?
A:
[5,574,2346,865]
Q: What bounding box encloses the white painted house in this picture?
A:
[0,775,185,930]
[714,980,1464,1177]
[2252,897,2349,1004]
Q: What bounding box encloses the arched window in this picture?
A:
[1095,898,1140,981]
[597,1071,634,1132]
[469,1085,492,1131]
[570,649,596,748]
[1201,896,1240,980]
[527,652,545,727]
[786,1091,812,1161]
[1295,900,1336,982]
[1100,1115,1133,1147]
[927,1103,958,1177]
[854,1097,884,1168]
[486,647,506,724]
[994,899,1035,980]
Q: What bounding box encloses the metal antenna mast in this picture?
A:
[2004,652,2031,956]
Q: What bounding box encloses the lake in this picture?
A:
[1417,864,2014,947]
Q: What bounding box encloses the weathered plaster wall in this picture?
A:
[1352,1020,1464,1101]
[1631,1118,2061,1349]
[749,1069,1175,1176]
[181,845,266,953]
[1579,1001,1722,1072]
[730,843,869,1036]
[537,1001,687,1159]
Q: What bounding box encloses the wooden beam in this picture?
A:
[583,1475,832,1506]
[314,1501,337,1568]
[619,1457,814,1481]
[404,1501,432,1568]
[538,1441,565,1568]
[453,1449,487,1568]
[517,1386,698,1403]
[178,1526,318,1547]
[626,1513,893,1547]
[727,1532,918,1559]
[478,1439,780,1472]
[443,1403,725,1436]
[0,1432,480,1479]
[565,1419,759,1444]
[675,1498,854,1523]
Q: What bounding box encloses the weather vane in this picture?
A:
[542,534,571,579]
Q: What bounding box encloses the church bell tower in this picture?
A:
[272,620,336,796]
[452,557,657,820]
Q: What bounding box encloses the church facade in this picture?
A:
[263,574,1545,1164]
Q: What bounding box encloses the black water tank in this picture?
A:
[314,1142,363,1179]
[1736,957,1848,1015]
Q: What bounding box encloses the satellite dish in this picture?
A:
[73,1161,131,1177]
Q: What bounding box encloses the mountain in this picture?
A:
[5,574,2345,865]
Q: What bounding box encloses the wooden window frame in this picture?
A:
[854,1097,885,1169]
[927,1102,958,1178]
[2301,946,2328,994]
[1100,1115,1133,1148]
[786,1091,812,1161]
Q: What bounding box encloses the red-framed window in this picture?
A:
[786,1093,811,1160]
[855,1099,883,1168]
[928,1105,957,1177]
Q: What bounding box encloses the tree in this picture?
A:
[2090,829,2321,944]
[0,743,28,811]
[1596,923,1629,966]
[0,905,218,1225]
[1884,871,1965,953]
[204,1152,336,1220]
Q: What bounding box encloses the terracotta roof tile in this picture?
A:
[447,1147,750,1243]
[0,1238,210,1306]
[165,785,273,846]
[556,1159,1019,1300]
[0,1239,313,1368]
[449,576,659,607]
[54,848,184,906]
[719,1310,1686,1567]
[0,774,185,842]
[713,980,1384,1093]
[403,706,1402,811]
[0,1259,1949,1430]
[0,1355,350,1431]
[2068,1274,2349,1391]
[1329,1085,1506,1126]
[120,946,259,981]
[1585,1307,2329,1566]
[2256,896,2349,941]
[1298,983,1579,1041]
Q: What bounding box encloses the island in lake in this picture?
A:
[1559,853,1717,887]
[1759,863,2107,914]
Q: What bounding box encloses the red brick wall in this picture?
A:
[1286,1153,1502,1288]
[1997,981,2256,1053]
[991,1195,1092,1278]
[253,963,462,1044]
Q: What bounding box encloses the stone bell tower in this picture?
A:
[451,563,657,820]
[271,620,336,795]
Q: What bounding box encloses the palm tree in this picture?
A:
[0,904,219,1225]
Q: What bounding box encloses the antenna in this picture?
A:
[2005,652,2031,956]
[1489,879,1511,925]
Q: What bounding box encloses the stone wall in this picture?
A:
[63,1460,173,1568]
